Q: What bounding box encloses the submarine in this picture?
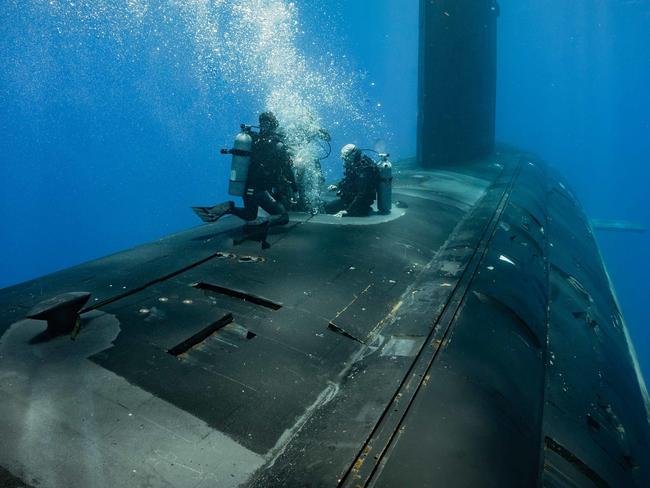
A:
[1,1,648,487]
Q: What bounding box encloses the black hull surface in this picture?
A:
[0,147,648,487]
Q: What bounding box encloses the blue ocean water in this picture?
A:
[0,1,647,378]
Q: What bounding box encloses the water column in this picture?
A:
[417,0,499,167]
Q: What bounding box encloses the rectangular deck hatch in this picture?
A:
[193,282,282,311]
[168,313,234,356]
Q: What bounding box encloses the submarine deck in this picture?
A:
[0,147,648,488]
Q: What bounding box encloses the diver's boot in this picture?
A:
[233,219,271,249]
[243,217,269,231]
[242,218,271,250]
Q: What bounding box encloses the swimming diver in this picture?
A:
[325,144,379,217]
[200,112,297,230]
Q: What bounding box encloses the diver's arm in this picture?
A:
[345,195,363,213]
[285,160,298,192]
[276,141,298,192]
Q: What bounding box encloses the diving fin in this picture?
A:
[192,206,217,223]
[191,201,234,223]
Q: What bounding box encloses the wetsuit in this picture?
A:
[230,130,295,227]
[325,155,378,217]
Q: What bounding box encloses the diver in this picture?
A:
[325,144,379,217]
[199,112,297,230]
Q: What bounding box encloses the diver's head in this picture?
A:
[259,111,279,133]
[341,144,361,167]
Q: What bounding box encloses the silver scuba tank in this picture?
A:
[376,154,393,214]
[223,126,253,197]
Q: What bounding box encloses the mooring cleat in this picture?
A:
[26,292,91,344]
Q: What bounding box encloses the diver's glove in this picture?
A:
[327,184,338,192]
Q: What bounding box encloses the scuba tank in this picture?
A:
[376,153,393,214]
[221,124,254,197]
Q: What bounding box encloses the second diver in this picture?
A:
[325,144,379,217]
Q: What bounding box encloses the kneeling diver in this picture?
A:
[194,112,296,230]
[325,144,379,217]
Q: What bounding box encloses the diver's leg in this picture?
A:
[324,199,346,215]
[344,206,372,217]
[344,203,372,217]
[230,194,259,221]
[258,191,289,227]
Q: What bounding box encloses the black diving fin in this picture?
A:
[191,201,234,223]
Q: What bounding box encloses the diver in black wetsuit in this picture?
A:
[210,112,297,229]
[325,144,378,217]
